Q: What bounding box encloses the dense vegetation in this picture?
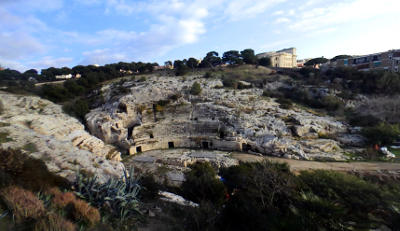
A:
[0,148,144,230]
[173,161,400,231]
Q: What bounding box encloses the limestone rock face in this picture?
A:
[86,75,361,161]
[0,92,124,183]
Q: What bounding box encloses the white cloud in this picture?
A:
[224,0,287,20]
[275,17,291,24]
[290,0,400,32]
[28,56,74,70]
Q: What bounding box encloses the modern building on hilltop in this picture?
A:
[325,49,400,72]
[256,47,297,68]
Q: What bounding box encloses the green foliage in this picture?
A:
[174,60,190,76]
[73,168,141,221]
[190,82,202,95]
[0,100,4,114]
[240,49,257,65]
[222,50,243,65]
[22,143,38,153]
[176,160,400,230]
[181,162,226,205]
[0,148,69,191]
[362,122,400,145]
[304,57,329,66]
[199,51,221,68]
[258,57,271,67]
[222,77,238,89]
[330,55,352,62]
[276,97,293,109]
[62,99,90,122]
[0,132,12,144]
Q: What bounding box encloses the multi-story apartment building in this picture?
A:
[326,49,400,72]
[256,47,297,68]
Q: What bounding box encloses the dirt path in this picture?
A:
[232,153,400,174]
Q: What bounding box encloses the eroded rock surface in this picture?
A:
[0,92,124,183]
[87,75,362,161]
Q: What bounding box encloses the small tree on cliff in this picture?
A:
[190,82,202,95]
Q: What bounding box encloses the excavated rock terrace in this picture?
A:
[87,74,365,161]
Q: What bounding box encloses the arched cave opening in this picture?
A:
[118,103,128,113]
[242,143,252,152]
[149,133,154,139]
[136,146,142,153]
[202,141,209,149]
[168,142,175,149]
[127,126,134,140]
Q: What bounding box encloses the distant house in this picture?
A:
[325,49,400,72]
[257,47,297,68]
[55,74,73,80]
[75,74,82,78]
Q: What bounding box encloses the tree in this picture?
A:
[24,69,38,76]
[258,57,271,67]
[174,60,189,76]
[190,81,202,95]
[222,50,243,65]
[199,51,222,68]
[331,55,352,62]
[186,58,199,71]
[164,61,172,68]
[241,49,257,65]
[304,57,329,66]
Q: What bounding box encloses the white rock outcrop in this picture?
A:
[0,92,124,183]
[86,75,356,161]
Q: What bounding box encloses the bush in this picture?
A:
[0,186,46,223]
[276,97,293,109]
[362,122,400,145]
[190,82,202,95]
[49,187,100,226]
[0,149,69,191]
[181,162,226,205]
[139,173,160,200]
[73,168,140,221]
[204,72,213,78]
[62,99,89,122]
[34,213,76,231]
[222,77,238,89]
[0,100,4,114]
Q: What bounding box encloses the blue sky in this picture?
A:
[1,0,399,71]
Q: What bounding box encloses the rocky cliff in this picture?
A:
[0,91,124,183]
[86,74,364,161]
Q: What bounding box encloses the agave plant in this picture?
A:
[73,168,141,221]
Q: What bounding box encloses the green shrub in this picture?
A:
[222,77,238,89]
[0,149,69,191]
[204,72,213,78]
[181,162,226,205]
[73,168,141,221]
[362,122,400,145]
[277,97,293,109]
[190,82,202,95]
[62,99,89,122]
[0,100,4,114]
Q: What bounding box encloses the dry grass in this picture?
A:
[0,186,46,223]
[49,188,100,226]
[34,213,76,231]
[0,149,69,191]
[52,191,76,209]
[71,199,101,226]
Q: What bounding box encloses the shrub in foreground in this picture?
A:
[0,186,46,223]
[182,162,226,205]
[34,213,76,231]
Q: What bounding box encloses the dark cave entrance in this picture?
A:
[168,142,175,149]
[136,146,142,153]
[202,141,209,149]
[127,126,134,139]
[242,143,251,152]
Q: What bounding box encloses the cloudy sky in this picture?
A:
[1,0,399,71]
